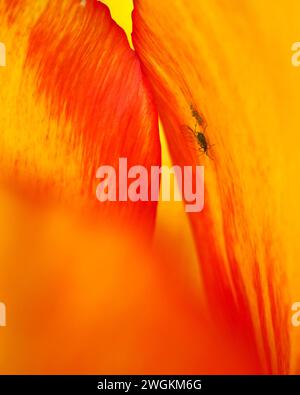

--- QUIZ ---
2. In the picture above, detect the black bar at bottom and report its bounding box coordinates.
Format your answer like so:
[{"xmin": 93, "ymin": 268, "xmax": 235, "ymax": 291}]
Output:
[{"xmin": 0, "ymin": 375, "xmax": 299, "ymax": 393}]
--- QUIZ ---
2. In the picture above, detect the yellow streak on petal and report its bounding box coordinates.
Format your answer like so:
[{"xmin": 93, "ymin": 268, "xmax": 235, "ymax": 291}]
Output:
[{"xmin": 100, "ymin": 0, "xmax": 134, "ymax": 48}]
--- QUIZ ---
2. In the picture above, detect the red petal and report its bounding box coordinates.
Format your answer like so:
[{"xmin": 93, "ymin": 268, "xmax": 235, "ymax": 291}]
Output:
[{"xmin": 0, "ymin": 0, "xmax": 160, "ymax": 235}]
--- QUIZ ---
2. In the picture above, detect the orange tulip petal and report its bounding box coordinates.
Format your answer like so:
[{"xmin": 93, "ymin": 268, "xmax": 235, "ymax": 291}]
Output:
[
  {"xmin": 132, "ymin": 0, "xmax": 294, "ymax": 373},
  {"xmin": 0, "ymin": 0, "xmax": 160, "ymax": 234}
]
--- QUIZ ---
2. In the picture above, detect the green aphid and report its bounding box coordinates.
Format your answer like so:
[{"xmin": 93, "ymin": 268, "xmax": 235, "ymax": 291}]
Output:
[
  {"xmin": 190, "ymin": 104, "xmax": 204, "ymax": 128},
  {"xmin": 196, "ymin": 131, "xmax": 209, "ymax": 156},
  {"xmin": 187, "ymin": 105, "xmax": 212, "ymax": 157},
  {"xmin": 187, "ymin": 125, "xmax": 209, "ymax": 156}
]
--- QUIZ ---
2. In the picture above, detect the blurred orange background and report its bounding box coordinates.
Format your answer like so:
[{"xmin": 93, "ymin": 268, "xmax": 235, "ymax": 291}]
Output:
[{"xmin": 0, "ymin": 0, "xmax": 300, "ymax": 374}]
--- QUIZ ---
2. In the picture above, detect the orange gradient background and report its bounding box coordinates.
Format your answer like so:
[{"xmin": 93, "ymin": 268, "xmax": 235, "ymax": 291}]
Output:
[{"xmin": 0, "ymin": 0, "xmax": 300, "ymax": 374}]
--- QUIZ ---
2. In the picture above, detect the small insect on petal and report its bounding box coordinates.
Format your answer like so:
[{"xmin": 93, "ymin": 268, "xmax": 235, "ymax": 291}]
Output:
[
  {"xmin": 190, "ymin": 104, "xmax": 205, "ymax": 129},
  {"xmin": 188, "ymin": 105, "xmax": 212, "ymax": 157}
]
